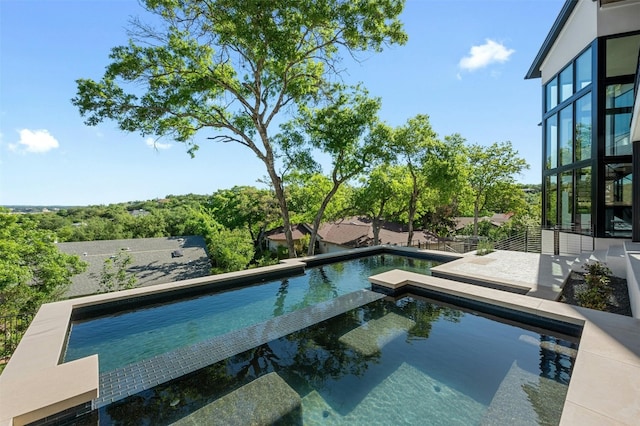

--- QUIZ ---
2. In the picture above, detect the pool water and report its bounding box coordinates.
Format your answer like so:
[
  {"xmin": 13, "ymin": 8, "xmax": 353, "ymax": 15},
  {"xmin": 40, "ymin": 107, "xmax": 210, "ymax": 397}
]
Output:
[
  {"xmin": 81, "ymin": 296, "xmax": 577, "ymax": 425},
  {"xmin": 64, "ymin": 254, "xmax": 439, "ymax": 372}
]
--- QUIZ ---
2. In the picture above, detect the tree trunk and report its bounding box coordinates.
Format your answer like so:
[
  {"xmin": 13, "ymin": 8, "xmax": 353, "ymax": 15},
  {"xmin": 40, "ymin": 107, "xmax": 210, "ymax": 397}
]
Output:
[
  {"xmin": 407, "ymin": 169, "xmax": 419, "ymax": 246},
  {"xmin": 473, "ymin": 201, "xmax": 480, "ymax": 237},
  {"xmin": 270, "ymin": 170, "xmax": 296, "ymax": 258},
  {"xmin": 372, "ymin": 216, "xmax": 381, "ymax": 245},
  {"xmin": 256, "ymin": 122, "xmax": 296, "ymax": 258},
  {"xmin": 307, "ymin": 183, "xmax": 340, "ymax": 256}
]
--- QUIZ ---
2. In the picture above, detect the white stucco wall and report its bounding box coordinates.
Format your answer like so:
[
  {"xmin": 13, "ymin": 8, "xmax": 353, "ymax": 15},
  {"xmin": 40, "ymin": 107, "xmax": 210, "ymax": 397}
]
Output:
[
  {"xmin": 540, "ymin": 0, "xmax": 640, "ymax": 84},
  {"xmin": 598, "ymin": 1, "xmax": 640, "ymax": 37},
  {"xmin": 541, "ymin": 0, "xmax": 597, "ymax": 84}
]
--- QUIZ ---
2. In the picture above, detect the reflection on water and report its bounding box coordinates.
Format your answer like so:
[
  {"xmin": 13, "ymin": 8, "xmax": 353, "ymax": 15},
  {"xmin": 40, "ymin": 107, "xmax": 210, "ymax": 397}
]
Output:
[
  {"xmin": 82, "ymin": 297, "xmax": 578, "ymax": 426},
  {"xmin": 65, "ymin": 254, "xmax": 440, "ymax": 372}
]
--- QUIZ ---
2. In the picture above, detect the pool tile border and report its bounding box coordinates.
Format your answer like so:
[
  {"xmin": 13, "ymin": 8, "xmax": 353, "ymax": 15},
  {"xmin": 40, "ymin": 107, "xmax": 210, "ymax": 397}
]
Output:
[
  {"xmin": 368, "ymin": 269, "xmax": 640, "ymax": 425},
  {"xmin": 95, "ymin": 289, "xmax": 385, "ymax": 407},
  {"xmin": 2, "ymin": 247, "xmax": 638, "ymax": 425},
  {"xmin": 0, "ymin": 261, "xmax": 307, "ymax": 426}
]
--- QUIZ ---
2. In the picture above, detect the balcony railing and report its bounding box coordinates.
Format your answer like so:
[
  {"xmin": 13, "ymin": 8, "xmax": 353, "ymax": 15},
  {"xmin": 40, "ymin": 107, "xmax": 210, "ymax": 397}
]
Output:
[{"xmin": 1, "ymin": 312, "xmax": 35, "ymax": 368}]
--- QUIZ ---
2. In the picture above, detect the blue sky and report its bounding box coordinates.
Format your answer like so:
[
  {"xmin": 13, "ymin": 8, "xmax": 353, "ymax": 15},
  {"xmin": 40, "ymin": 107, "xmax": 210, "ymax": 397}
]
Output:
[{"xmin": 0, "ymin": 0, "xmax": 565, "ymax": 206}]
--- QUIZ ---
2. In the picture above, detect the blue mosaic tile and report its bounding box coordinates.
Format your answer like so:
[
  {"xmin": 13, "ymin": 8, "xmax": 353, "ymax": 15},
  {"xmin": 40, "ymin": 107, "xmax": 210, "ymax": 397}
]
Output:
[{"xmin": 95, "ymin": 289, "xmax": 384, "ymax": 408}]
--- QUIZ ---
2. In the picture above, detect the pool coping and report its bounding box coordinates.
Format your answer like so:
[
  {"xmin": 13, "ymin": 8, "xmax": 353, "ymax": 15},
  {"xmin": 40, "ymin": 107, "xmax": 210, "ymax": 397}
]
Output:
[
  {"xmin": 1, "ymin": 246, "xmax": 638, "ymax": 425},
  {"xmin": 0, "ymin": 246, "xmax": 442, "ymax": 425},
  {"xmin": 369, "ymin": 269, "xmax": 640, "ymax": 425},
  {"xmin": 0, "ymin": 260, "xmax": 308, "ymax": 426}
]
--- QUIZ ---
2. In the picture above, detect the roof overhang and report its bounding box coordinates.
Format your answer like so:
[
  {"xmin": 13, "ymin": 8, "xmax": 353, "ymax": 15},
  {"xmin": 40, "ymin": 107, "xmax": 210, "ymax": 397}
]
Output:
[{"xmin": 525, "ymin": 0, "xmax": 579, "ymax": 80}]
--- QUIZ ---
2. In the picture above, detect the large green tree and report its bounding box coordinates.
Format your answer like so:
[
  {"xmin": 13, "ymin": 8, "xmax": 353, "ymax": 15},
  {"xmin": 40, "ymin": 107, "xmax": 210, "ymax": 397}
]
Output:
[
  {"xmin": 283, "ymin": 86, "xmax": 391, "ymax": 255},
  {"xmin": 209, "ymin": 186, "xmax": 279, "ymax": 253},
  {"xmin": 392, "ymin": 115, "xmax": 461, "ymax": 245},
  {"xmin": 72, "ymin": 0, "xmax": 407, "ymax": 257},
  {"xmin": 465, "ymin": 141, "xmax": 530, "ymax": 236},
  {"xmin": 352, "ymin": 164, "xmax": 405, "ymax": 245},
  {"xmin": 0, "ymin": 210, "xmax": 87, "ymax": 316}
]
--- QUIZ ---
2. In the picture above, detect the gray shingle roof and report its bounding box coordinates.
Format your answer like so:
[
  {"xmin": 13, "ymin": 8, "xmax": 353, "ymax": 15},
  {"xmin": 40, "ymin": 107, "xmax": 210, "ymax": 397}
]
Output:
[{"xmin": 56, "ymin": 236, "xmax": 212, "ymax": 298}]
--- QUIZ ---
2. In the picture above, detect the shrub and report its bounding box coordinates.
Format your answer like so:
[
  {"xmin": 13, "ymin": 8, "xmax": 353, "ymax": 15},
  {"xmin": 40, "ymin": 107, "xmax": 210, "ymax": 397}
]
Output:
[
  {"xmin": 577, "ymin": 261, "xmax": 612, "ymax": 310},
  {"xmin": 476, "ymin": 240, "xmax": 494, "ymax": 256}
]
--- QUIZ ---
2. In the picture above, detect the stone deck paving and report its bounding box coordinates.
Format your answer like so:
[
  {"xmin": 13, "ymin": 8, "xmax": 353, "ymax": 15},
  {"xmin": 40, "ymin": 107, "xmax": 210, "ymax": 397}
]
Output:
[{"xmin": 431, "ymin": 250, "xmax": 592, "ymax": 300}]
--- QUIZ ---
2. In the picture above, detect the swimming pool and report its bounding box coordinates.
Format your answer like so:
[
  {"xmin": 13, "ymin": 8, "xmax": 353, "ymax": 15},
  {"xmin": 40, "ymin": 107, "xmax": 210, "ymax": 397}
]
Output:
[
  {"xmin": 72, "ymin": 294, "xmax": 578, "ymax": 425},
  {"xmin": 64, "ymin": 254, "xmax": 441, "ymax": 373}
]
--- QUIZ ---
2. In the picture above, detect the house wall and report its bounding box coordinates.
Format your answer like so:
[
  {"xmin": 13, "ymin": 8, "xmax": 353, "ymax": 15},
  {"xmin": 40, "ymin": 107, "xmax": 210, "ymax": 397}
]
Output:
[
  {"xmin": 541, "ymin": 0, "xmax": 640, "ymax": 84},
  {"xmin": 598, "ymin": 1, "xmax": 640, "ymax": 37},
  {"xmin": 268, "ymin": 240, "xmax": 287, "ymax": 252},
  {"xmin": 541, "ymin": 0, "xmax": 596, "ymax": 84},
  {"xmin": 318, "ymin": 241, "xmax": 351, "ymax": 254}
]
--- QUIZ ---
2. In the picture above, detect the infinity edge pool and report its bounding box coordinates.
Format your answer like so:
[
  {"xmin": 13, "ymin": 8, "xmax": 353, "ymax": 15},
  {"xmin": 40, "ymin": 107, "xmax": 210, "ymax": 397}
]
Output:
[{"xmin": 1, "ymin": 246, "xmax": 639, "ymax": 425}]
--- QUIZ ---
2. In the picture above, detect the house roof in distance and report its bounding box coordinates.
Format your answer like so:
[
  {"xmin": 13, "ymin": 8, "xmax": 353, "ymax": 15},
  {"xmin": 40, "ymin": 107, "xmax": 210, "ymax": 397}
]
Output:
[
  {"xmin": 266, "ymin": 217, "xmax": 439, "ymax": 248},
  {"xmin": 56, "ymin": 236, "xmax": 211, "ymax": 298},
  {"xmin": 454, "ymin": 213, "xmax": 514, "ymax": 230},
  {"xmin": 264, "ymin": 224, "xmax": 313, "ymax": 241}
]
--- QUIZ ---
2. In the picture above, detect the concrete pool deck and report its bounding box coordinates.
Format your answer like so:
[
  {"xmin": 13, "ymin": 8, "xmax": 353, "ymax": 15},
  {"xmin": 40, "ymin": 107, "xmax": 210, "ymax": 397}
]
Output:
[
  {"xmin": 369, "ymin": 269, "xmax": 640, "ymax": 425},
  {"xmin": 1, "ymin": 246, "xmax": 638, "ymax": 425},
  {"xmin": 430, "ymin": 249, "xmax": 592, "ymax": 300}
]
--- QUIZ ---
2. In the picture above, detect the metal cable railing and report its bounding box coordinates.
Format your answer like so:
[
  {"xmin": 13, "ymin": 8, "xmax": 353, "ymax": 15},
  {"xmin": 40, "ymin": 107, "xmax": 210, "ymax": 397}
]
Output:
[{"xmin": 1, "ymin": 313, "xmax": 35, "ymax": 365}]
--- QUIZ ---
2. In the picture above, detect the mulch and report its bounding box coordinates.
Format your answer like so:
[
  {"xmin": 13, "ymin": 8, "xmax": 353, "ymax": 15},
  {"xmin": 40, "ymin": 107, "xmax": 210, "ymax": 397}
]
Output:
[{"xmin": 560, "ymin": 271, "xmax": 632, "ymax": 317}]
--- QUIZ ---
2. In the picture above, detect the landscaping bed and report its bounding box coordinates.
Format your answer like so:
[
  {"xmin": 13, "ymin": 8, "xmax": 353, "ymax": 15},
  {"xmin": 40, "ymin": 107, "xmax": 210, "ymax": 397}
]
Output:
[{"xmin": 560, "ymin": 271, "xmax": 632, "ymax": 317}]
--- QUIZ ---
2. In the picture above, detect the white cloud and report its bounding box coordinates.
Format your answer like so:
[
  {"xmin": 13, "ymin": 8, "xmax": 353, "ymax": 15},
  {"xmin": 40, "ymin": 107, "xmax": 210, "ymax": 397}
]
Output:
[
  {"xmin": 459, "ymin": 39, "xmax": 515, "ymax": 72},
  {"xmin": 12, "ymin": 129, "xmax": 60, "ymax": 153},
  {"xmin": 145, "ymin": 137, "xmax": 172, "ymax": 150}
]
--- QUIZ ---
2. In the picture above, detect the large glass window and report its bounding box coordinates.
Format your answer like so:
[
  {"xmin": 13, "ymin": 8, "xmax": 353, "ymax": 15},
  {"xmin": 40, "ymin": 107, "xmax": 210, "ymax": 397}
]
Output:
[
  {"xmin": 605, "ymin": 83, "xmax": 634, "ymax": 108},
  {"xmin": 604, "ymin": 163, "xmax": 632, "ymax": 237},
  {"xmin": 575, "ymin": 167, "xmax": 591, "ymax": 232},
  {"xmin": 575, "ymin": 95, "xmax": 591, "ymax": 161},
  {"xmin": 559, "ymin": 106, "xmax": 573, "ymax": 165},
  {"xmin": 545, "ymin": 77, "xmax": 558, "ymax": 112},
  {"xmin": 606, "ymin": 34, "xmax": 640, "ymax": 78},
  {"xmin": 560, "ymin": 171, "xmax": 573, "ymax": 228},
  {"xmin": 605, "ymin": 83, "xmax": 633, "ymax": 156},
  {"xmin": 545, "ymin": 114, "xmax": 558, "ymax": 169},
  {"xmin": 575, "ymin": 47, "xmax": 592, "ymax": 90},
  {"xmin": 545, "ymin": 175, "xmax": 557, "ymax": 227},
  {"xmin": 541, "ymin": 42, "xmax": 597, "ymax": 236},
  {"xmin": 559, "ymin": 65, "xmax": 573, "ymax": 102}
]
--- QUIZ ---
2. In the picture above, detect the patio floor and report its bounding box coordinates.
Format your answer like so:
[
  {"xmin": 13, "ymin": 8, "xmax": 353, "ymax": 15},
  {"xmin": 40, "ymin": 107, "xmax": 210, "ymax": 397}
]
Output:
[{"xmin": 431, "ymin": 250, "xmax": 593, "ymax": 300}]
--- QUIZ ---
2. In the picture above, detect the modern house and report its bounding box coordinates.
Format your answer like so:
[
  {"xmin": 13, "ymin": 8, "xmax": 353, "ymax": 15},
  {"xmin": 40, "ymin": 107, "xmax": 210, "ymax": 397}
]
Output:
[{"xmin": 525, "ymin": 0, "xmax": 640, "ymax": 244}]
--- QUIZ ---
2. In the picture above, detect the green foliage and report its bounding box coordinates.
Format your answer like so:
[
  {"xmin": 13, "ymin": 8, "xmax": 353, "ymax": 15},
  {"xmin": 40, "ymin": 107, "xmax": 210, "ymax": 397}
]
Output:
[
  {"xmin": 99, "ymin": 251, "xmax": 137, "ymax": 293},
  {"xmin": 0, "ymin": 210, "xmax": 87, "ymax": 316},
  {"xmin": 352, "ymin": 164, "xmax": 406, "ymax": 244},
  {"xmin": 251, "ymin": 252, "xmax": 280, "ymax": 268},
  {"xmin": 389, "ymin": 118, "xmax": 466, "ymax": 245},
  {"xmin": 281, "ymin": 85, "xmax": 390, "ymax": 255},
  {"xmin": 476, "ymin": 240, "xmax": 494, "ymax": 256},
  {"xmin": 295, "ymin": 234, "xmax": 311, "ymax": 255},
  {"xmin": 72, "ymin": 0, "xmax": 407, "ymax": 257},
  {"xmin": 463, "ymin": 141, "xmax": 530, "ymax": 236},
  {"xmin": 583, "ymin": 261, "xmax": 612, "ymax": 279},
  {"xmin": 208, "ymin": 227, "xmax": 255, "ymax": 274},
  {"xmin": 577, "ymin": 261, "xmax": 612, "ymax": 311},
  {"xmin": 421, "ymin": 204, "xmax": 459, "ymax": 238},
  {"xmin": 209, "ymin": 186, "xmax": 279, "ymax": 250},
  {"xmin": 287, "ymin": 173, "xmax": 353, "ymax": 223}
]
